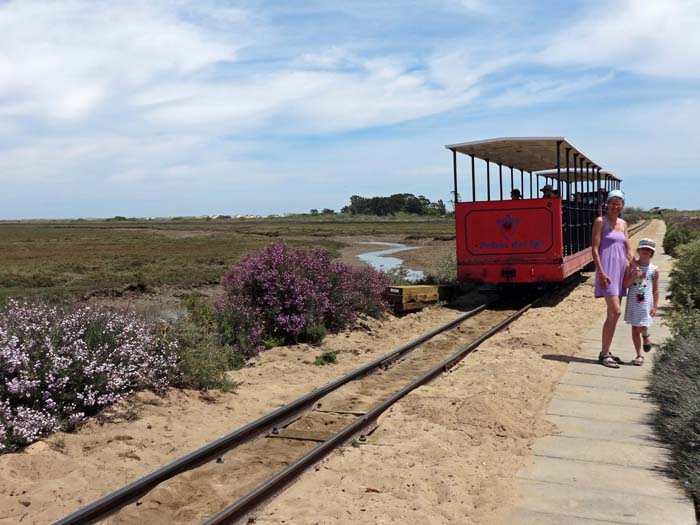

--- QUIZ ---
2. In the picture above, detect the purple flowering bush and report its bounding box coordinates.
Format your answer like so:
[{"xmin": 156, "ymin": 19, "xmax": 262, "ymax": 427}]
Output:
[
  {"xmin": 0, "ymin": 300, "xmax": 178, "ymax": 452},
  {"xmin": 217, "ymin": 242, "xmax": 388, "ymax": 352}
]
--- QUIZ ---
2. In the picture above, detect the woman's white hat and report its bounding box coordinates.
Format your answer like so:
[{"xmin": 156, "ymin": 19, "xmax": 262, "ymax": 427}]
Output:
[{"xmin": 606, "ymin": 189, "xmax": 625, "ymax": 202}]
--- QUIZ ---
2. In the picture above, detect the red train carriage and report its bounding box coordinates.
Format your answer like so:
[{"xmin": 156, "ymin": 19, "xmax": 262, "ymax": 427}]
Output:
[{"xmin": 446, "ymin": 137, "xmax": 621, "ymax": 284}]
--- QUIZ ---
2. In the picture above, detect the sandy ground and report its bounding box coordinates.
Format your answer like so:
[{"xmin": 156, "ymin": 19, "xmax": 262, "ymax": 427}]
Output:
[
  {"xmin": 0, "ymin": 221, "xmax": 659, "ymax": 524},
  {"xmin": 108, "ymin": 307, "xmax": 514, "ymax": 524},
  {"xmin": 253, "ymin": 291, "xmax": 587, "ymax": 525}
]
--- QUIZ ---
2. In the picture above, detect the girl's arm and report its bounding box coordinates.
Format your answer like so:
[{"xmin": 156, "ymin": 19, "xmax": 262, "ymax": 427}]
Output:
[
  {"xmin": 651, "ymin": 269, "xmax": 659, "ymax": 316},
  {"xmin": 622, "ymin": 262, "xmax": 635, "ymax": 288},
  {"xmin": 591, "ymin": 218, "xmax": 610, "ymax": 286}
]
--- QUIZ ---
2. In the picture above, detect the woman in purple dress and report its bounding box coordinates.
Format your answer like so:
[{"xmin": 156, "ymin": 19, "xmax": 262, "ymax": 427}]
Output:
[{"xmin": 591, "ymin": 190, "xmax": 633, "ymax": 368}]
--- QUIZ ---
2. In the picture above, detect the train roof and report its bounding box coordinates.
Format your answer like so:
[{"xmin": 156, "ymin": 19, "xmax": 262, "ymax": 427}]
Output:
[
  {"xmin": 536, "ymin": 168, "xmax": 621, "ymax": 183},
  {"xmin": 445, "ymin": 137, "xmax": 608, "ymax": 175}
]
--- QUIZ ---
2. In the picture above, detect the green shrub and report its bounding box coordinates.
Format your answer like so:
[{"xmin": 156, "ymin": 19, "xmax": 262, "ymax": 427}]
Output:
[
  {"xmin": 385, "ymin": 265, "xmax": 412, "ymax": 285},
  {"xmin": 668, "ymin": 239, "xmax": 700, "ymax": 310},
  {"xmin": 301, "ymin": 323, "xmax": 327, "ymax": 345},
  {"xmin": 169, "ymin": 318, "xmax": 237, "ymax": 391},
  {"xmin": 263, "ymin": 333, "xmax": 286, "ymax": 349},
  {"xmin": 184, "ymin": 293, "xmax": 216, "ymax": 326},
  {"xmin": 215, "ymin": 305, "xmax": 263, "ymax": 360},
  {"xmin": 313, "ymin": 351, "xmax": 337, "ymax": 366},
  {"xmin": 663, "ymin": 224, "xmax": 699, "ymax": 257},
  {"xmin": 650, "ymin": 336, "xmax": 700, "ymax": 501},
  {"xmin": 422, "ymin": 252, "xmax": 457, "ymax": 285},
  {"xmin": 667, "ymin": 309, "xmax": 700, "ymax": 340},
  {"xmin": 650, "ymin": 231, "xmax": 700, "ymax": 502},
  {"xmin": 623, "ymin": 206, "xmax": 646, "ymax": 225},
  {"xmin": 169, "ymin": 294, "xmax": 240, "ymax": 389}
]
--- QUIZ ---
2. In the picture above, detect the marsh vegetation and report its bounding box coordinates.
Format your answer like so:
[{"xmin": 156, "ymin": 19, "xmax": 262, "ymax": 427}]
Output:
[{"xmin": 0, "ymin": 215, "xmax": 453, "ymax": 301}]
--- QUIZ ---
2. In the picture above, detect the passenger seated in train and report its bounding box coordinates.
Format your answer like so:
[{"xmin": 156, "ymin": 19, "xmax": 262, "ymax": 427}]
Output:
[
  {"xmin": 540, "ymin": 184, "xmax": 554, "ymax": 198},
  {"xmin": 510, "ymin": 188, "xmax": 522, "ymax": 200}
]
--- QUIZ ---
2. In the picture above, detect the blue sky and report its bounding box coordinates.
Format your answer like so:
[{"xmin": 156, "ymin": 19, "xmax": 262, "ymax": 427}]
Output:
[{"xmin": 1, "ymin": 0, "xmax": 699, "ymax": 219}]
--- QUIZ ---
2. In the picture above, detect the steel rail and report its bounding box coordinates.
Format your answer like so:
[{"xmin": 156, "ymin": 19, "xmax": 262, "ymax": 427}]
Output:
[
  {"xmin": 628, "ymin": 219, "xmax": 651, "ymax": 237},
  {"xmin": 205, "ymin": 301, "xmax": 534, "ymax": 525},
  {"xmin": 54, "ymin": 303, "xmax": 487, "ymax": 525}
]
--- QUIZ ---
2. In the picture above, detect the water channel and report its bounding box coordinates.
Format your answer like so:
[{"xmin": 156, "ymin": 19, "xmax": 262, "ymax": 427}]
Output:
[{"xmin": 356, "ymin": 241, "xmax": 425, "ymax": 282}]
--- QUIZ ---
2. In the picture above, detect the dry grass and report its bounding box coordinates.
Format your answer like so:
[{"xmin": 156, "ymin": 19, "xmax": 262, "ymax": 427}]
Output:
[{"xmin": 0, "ymin": 216, "xmax": 454, "ymax": 301}]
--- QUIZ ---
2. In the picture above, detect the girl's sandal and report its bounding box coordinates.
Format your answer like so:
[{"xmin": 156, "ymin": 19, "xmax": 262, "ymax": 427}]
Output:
[
  {"xmin": 609, "ymin": 353, "xmax": 625, "ymax": 364},
  {"xmin": 599, "ymin": 352, "xmax": 620, "ymax": 369},
  {"xmin": 632, "ymin": 355, "xmax": 645, "ymax": 366},
  {"xmin": 642, "ymin": 333, "xmax": 652, "ymax": 352}
]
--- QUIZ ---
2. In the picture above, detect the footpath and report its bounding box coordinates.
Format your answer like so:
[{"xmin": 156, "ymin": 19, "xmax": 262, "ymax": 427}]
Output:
[{"xmin": 508, "ymin": 222, "xmax": 696, "ymax": 524}]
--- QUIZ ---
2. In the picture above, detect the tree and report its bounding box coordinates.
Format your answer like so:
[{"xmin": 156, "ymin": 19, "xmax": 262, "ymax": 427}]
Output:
[
  {"xmin": 404, "ymin": 195, "xmax": 424, "ymax": 215},
  {"xmin": 430, "ymin": 199, "xmax": 447, "ymax": 215},
  {"xmin": 342, "ymin": 193, "xmax": 447, "ymax": 216}
]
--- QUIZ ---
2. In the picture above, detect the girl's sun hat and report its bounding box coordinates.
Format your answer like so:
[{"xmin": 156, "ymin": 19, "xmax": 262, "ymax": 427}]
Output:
[
  {"xmin": 637, "ymin": 238, "xmax": 656, "ymax": 252},
  {"xmin": 606, "ymin": 189, "xmax": 625, "ymax": 202}
]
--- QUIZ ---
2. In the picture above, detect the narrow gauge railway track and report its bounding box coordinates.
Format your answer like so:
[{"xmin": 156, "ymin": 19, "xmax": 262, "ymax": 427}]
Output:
[
  {"xmin": 55, "ymin": 300, "xmax": 536, "ymax": 525},
  {"xmin": 629, "ymin": 219, "xmax": 651, "ymax": 237},
  {"xmin": 201, "ymin": 303, "xmax": 533, "ymax": 525},
  {"xmin": 56, "ymin": 302, "xmax": 488, "ymax": 525}
]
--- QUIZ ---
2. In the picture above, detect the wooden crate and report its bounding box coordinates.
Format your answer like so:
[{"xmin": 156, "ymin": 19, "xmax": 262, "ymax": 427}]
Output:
[{"xmin": 384, "ymin": 285, "xmax": 452, "ymax": 312}]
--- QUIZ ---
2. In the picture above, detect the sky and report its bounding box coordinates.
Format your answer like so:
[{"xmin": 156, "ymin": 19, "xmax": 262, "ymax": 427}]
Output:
[{"xmin": 1, "ymin": 0, "xmax": 699, "ymax": 219}]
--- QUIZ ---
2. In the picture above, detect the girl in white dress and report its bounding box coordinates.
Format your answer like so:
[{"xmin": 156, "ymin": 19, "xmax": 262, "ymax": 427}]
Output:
[{"xmin": 623, "ymin": 238, "xmax": 659, "ymax": 366}]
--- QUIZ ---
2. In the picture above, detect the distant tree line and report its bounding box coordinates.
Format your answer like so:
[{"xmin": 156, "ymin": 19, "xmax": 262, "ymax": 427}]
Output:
[
  {"xmin": 309, "ymin": 208, "xmax": 335, "ymax": 216},
  {"xmin": 339, "ymin": 194, "xmax": 446, "ymax": 216}
]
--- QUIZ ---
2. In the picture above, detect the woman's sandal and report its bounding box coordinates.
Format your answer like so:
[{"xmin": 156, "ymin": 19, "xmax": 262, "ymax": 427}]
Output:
[
  {"xmin": 599, "ymin": 352, "xmax": 620, "ymax": 368},
  {"xmin": 642, "ymin": 333, "xmax": 652, "ymax": 352},
  {"xmin": 632, "ymin": 355, "xmax": 645, "ymax": 366}
]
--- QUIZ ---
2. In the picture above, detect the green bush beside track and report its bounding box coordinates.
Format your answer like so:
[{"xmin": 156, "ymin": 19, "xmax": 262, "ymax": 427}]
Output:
[{"xmin": 650, "ymin": 224, "xmax": 700, "ymax": 504}]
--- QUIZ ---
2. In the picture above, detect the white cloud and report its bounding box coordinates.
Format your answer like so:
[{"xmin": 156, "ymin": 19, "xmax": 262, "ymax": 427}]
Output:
[
  {"xmin": 487, "ymin": 73, "xmax": 613, "ymax": 108},
  {"xmin": 298, "ymin": 47, "xmax": 355, "ymax": 69},
  {"xmin": 589, "ymin": 97, "xmax": 700, "ymax": 177},
  {"xmin": 0, "ymin": 0, "xmax": 246, "ymax": 121},
  {"xmin": 279, "ymin": 57, "xmax": 481, "ymax": 132},
  {"xmin": 0, "ymin": 1, "xmax": 495, "ymax": 136},
  {"xmin": 540, "ymin": 0, "xmax": 700, "ymax": 79},
  {"xmin": 457, "ymin": 0, "xmax": 493, "ymax": 14},
  {"xmin": 139, "ymin": 51, "xmax": 485, "ymax": 133},
  {"xmin": 428, "ymin": 49, "xmax": 512, "ymax": 94}
]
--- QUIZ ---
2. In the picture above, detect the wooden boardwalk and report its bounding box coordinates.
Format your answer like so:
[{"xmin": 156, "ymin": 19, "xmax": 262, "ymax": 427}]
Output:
[{"xmin": 508, "ymin": 223, "xmax": 696, "ymax": 524}]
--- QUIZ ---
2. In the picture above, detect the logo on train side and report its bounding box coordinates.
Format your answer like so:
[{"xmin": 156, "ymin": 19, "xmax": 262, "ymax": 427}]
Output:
[
  {"xmin": 474, "ymin": 211, "xmax": 546, "ymax": 252},
  {"xmin": 496, "ymin": 214, "xmax": 520, "ymax": 241}
]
